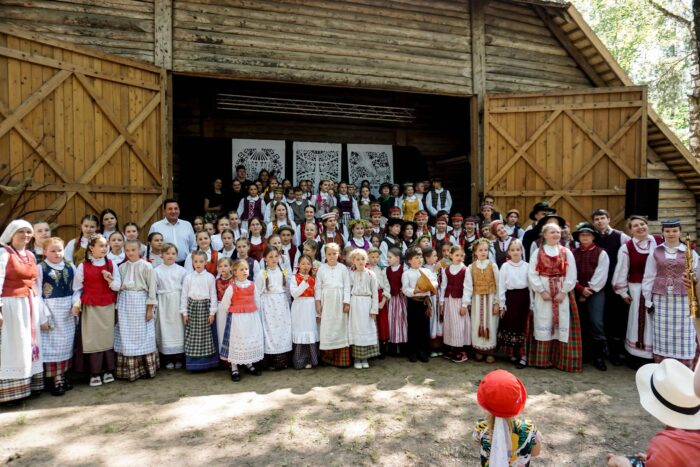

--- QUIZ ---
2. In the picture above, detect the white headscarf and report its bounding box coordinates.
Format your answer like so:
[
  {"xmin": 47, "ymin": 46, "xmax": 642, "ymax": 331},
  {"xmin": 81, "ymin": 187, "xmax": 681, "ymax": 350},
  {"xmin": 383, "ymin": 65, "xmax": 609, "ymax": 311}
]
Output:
[
  {"xmin": 0, "ymin": 219, "xmax": 34, "ymax": 245},
  {"xmin": 490, "ymin": 417, "xmax": 513, "ymax": 467}
]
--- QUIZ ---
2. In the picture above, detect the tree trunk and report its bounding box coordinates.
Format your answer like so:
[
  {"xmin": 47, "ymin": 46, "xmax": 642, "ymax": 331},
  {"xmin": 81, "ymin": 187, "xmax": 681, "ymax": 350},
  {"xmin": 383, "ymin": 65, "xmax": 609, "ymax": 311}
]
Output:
[{"xmin": 691, "ymin": 0, "xmax": 700, "ymax": 158}]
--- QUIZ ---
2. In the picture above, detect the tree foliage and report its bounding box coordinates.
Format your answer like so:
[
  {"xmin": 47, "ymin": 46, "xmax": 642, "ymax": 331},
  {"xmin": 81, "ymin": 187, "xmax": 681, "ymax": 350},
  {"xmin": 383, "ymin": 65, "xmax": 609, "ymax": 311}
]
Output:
[{"xmin": 572, "ymin": 0, "xmax": 693, "ymax": 144}]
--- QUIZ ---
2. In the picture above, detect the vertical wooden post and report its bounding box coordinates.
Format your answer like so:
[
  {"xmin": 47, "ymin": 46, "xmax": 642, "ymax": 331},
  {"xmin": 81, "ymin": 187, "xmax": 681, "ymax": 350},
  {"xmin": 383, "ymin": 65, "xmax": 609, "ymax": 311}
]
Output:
[
  {"xmin": 470, "ymin": 0, "xmax": 486, "ymax": 213},
  {"xmin": 160, "ymin": 68, "xmax": 173, "ymax": 197},
  {"xmin": 154, "ymin": 0, "xmax": 173, "ymax": 70}
]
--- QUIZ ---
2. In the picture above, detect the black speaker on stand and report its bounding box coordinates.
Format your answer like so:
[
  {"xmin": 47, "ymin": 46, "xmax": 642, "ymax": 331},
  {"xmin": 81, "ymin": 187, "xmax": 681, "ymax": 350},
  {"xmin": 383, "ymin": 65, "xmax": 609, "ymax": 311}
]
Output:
[{"xmin": 625, "ymin": 178, "xmax": 659, "ymax": 220}]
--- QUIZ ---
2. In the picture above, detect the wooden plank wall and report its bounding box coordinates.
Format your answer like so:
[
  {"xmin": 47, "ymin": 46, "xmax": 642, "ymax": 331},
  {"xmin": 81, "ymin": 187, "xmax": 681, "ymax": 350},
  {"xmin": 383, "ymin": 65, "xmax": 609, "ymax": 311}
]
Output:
[
  {"xmin": 0, "ymin": 0, "xmax": 156, "ymax": 63},
  {"xmin": 0, "ymin": 27, "xmax": 166, "ymax": 239},
  {"xmin": 483, "ymin": 0, "xmax": 593, "ymax": 93},
  {"xmin": 647, "ymin": 150, "xmax": 698, "ymax": 238},
  {"xmin": 171, "ymin": 0, "xmax": 472, "ymax": 95}
]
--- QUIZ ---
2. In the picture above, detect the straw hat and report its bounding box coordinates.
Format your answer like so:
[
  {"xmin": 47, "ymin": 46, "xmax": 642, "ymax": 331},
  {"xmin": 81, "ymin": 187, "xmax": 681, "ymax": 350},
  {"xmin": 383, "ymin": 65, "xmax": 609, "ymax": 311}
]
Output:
[
  {"xmin": 477, "ymin": 369, "xmax": 527, "ymax": 418},
  {"xmin": 636, "ymin": 359, "xmax": 700, "ymax": 430},
  {"xmin": 416, "ymin": 269, "xmax": 437, "ymax": 294}
]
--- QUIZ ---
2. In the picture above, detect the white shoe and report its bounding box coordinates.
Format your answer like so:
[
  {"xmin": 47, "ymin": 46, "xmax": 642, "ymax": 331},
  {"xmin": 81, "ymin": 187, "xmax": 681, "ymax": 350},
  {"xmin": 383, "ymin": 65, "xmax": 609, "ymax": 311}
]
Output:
[
  {"xmin": 304, "ymin": 364, "xmax": 312, "ymax": 369},
  {"xmin": 102, "ymin": 373, "xmax": 115, "ymax": 384},
  {"xmin": 354, "ymin": 362, "xmax": 363, "ymax": 369},
  {"xmin": 165, "ymin": 363, "xmax": 175, "ymax": 370},
  {"xmin": 361, "ymin": 360, "xmax": 369, "ymax": 369},
  {"xmin": 174, "ymin": 362, "xmax": 183, "ymax": 369},
  {"xmin": 89, "ymin": 376, "xmax": 102, "ymax": 387},
  {"xmin": 430, "ymin": 352, "xmax": 439, "ymax": 358}
]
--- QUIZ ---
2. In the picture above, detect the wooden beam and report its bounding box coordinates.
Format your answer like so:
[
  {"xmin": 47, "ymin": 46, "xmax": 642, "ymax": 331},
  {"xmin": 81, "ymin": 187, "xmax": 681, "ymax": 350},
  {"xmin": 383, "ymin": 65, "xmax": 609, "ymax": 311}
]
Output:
[
  {"xmin": 470, "ymin": 96, "xmax": 480, "ymax": 213},
  {"xmin": 161, "ymin": 68, "xmax": 173, "ymax": 197},
  {"xmin": 533, "ymin": 5, "xmax": 606, "ymax": 86},
  {"xmin": 154, "ymin": 0, "xmax": 173, "ymax": 70},
  {"xmin": 26, "ymin": 184, "xmax": 162, "ymax": 194},
  {"xmin": 471, "ymin": 0, "xmax": 486, "ymax": 205}
]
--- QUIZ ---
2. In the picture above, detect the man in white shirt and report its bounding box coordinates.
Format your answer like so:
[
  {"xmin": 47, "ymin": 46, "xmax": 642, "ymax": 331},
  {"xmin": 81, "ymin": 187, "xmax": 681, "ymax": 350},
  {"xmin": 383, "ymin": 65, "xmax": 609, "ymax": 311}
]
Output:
[
  {"xmin": 424, "ymin": 178, "xmax": 453, "ymax": 218},
  {"xmin": 148, "ymin": 199, "xmax": 196, "ymax": 265}
]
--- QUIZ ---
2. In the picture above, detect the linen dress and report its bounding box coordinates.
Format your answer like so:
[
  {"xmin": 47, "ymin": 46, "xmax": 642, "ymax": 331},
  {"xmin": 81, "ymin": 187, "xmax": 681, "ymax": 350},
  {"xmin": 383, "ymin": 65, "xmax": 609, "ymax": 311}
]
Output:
[
  {"xmin": 255, "ymin": 266, "xmax": 293, "ymax": 369},
  {"xmin": 289, "ymin": 273, "xmax": 320, "ymax": 369},
  {"xmin": 464, "ymin": 259, "xmax": 500, "ymax": 352},
  {"xmin": 315, "ymin": 262, "xmax": 352, "ymax": 366},
  {"xmin": 154, "ymin": 263, "xmax": 187, "ymax": 355},
  {"xmin": 348, "ymin": 269, "xmax": 380, "ymax": 359}
]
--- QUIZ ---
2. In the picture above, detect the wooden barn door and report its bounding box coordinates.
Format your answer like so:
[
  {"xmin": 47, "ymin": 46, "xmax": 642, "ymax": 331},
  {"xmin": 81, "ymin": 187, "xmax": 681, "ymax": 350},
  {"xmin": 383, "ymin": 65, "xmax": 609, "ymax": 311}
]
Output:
[
  {"xmin": 0, "ymin": 26, "xmax": 168, "ymax": 238},
  {"xmin": 484, "ymin": 87, "xmax": 646, "ymax": 228}
]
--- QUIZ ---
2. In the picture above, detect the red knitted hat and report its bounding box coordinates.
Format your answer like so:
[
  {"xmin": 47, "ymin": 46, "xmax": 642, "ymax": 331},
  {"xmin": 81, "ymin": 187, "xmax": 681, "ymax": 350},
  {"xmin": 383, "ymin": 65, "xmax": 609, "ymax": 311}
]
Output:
[{"xmin": 476, "ymin": 370, "xmax": 527, "ymax": 418}]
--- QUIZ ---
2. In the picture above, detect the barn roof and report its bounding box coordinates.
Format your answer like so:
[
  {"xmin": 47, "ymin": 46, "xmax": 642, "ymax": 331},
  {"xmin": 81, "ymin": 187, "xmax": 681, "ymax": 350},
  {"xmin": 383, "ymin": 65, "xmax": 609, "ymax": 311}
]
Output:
[{"xmin": 536, "ymin": 3, "xmax": 700, "ymax": 195}]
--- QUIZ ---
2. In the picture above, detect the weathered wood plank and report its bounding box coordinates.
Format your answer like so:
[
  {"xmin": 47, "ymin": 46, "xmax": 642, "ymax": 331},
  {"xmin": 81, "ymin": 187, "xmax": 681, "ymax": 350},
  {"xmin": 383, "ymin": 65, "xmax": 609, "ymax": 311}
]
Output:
[{"xmin": 154, "ymin": 0, "xmax": 173, "ymax": 69}]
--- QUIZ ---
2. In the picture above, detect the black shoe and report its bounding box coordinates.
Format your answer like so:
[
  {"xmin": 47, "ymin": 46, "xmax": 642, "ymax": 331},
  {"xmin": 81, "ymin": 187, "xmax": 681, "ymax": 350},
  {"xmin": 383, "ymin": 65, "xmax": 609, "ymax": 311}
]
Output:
[
  {"xmin": 608, "ymin": 353, "xmax": 624, "ymax": 366},
  {"xmin": 418, "ymin": 352, "xmax": 429, "ymax": 363},
  {"xmin": 247, "ymin": 365, "xmax": 262, "ymax": 376},
  {"xmin": 515, "ymin": 358, "xmax": 527, "ymax": 369},
  {"xmin": 50, "ymin": 382, "xmax": 66, "ymax": 396},
  {"xmin": 408, "ymin": 354, "xmax": 418, "ymax": 363},
  {"xmin": 231, "ymin": 371, "xmax": 241, "ymax": 382},
  {"xmin": 64, "ymin": 378, "xmax": 73, "ymax": 391},
  {"xmin": 593, "ymin": 358, "xmax": 608, "ymax": 371}
]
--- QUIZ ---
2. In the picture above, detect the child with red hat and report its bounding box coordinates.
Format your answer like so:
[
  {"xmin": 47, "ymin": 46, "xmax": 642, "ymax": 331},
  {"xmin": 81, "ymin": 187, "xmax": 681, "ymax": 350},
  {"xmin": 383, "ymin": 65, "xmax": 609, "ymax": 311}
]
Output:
[{"xmin": 473, "ymin": 370, "xmax": 543, "ymax": 466}]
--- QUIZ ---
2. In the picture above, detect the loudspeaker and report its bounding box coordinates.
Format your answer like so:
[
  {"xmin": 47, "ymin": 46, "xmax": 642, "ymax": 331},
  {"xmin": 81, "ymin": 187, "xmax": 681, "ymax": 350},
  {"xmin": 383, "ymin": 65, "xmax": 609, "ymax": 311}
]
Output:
[{"xmin": 625, "ymin": 178, "xmax": 659, "ymax": 220}]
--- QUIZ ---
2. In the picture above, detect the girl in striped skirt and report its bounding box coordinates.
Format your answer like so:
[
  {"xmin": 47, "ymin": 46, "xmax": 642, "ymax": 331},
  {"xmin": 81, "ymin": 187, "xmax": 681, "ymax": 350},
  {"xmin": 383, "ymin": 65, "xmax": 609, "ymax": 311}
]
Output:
[
  {"xmin": 114, "ymin": 240, "xmax": 159, "ymax": 381},
  {"xmin": 39, "ymin": 237, "xmax": 77, "ymax": 396},
  {"xmin": 385, "ymin": 247, "xmax": 408, "ymax": 354},
  {"xmin": 180, "ymin": 251, "xmax": 219, "ymax": 372},
  {"xmin": 439, "ymin": 245, "xmax": 470, "ymax": 363}
]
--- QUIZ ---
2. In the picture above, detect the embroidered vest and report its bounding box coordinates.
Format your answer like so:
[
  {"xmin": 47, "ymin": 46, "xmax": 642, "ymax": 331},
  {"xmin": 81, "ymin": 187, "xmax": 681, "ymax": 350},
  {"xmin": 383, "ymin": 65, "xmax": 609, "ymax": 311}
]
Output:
[
  {"xmin": 290, "ymin": 200, "xmax": 308, "ymax": 225},
  {"xmin": 349, "ymin": 237, "xmax": 370, "ymax": 251},
  {"xmin": 242, "ymin": 198, "xmax": 263, "ymax": 220},
  {"xmin": 323, "ymin": 230, "xmax": 345, "ymax": 248},
  {"xmin": 535, "ymin": 246, "xmax": 568, "ymax": 278},
  {"xmin": 402, "ymin": 197, "xmax": 420, "ymax": 221},
  {"xmin": 627, "ymin": 239, "xmax": 651, "ymax": 284},
  {"xmin": 82, "ymin": 260, "xmax": 116, "ymax": 306},
  {"xmin": 385, "ymin": 264, "xmax": 404, "ymax": 296},
  {"xmin": 651, "ymin": 246, "xmax": 687, "ymax": 295},
  {"xmin": 216, "ymin": 276, "xmax": 233, "ymax": 301},
  {"xmin": 72, "ymin": 237, "xmax": 87, "ymax": 266},
  {"xmin": 1, "ymin": 246, "xmax": 37, "ymax": 298},
  {"xmin": 248, "ymin": 240, "xmax": 266, "ymax": 262},
  {"xmin": 40, "ymin": 261, "xmax": 74, "ymax": 299},
  {"xmin": 337, "ymin": 197, "xmax": 353, "ymax": 217},
  {"xmin": 294, "ymin": 274, "xmax": 315, "ymax": 298},
  {"xmin": 471, "ymin": 262, "xmax": 496, "ymax": 295},
  {"xmin": 228, "ymin": 283, "xmax": 257, "ymax": 313},
  {"xmin": 573, "ymin": 246, "xmax": 603, "ymax": 287},
  {"xmin": 445, "ymin": 265, "xmax": 466, "ymax": 298}
]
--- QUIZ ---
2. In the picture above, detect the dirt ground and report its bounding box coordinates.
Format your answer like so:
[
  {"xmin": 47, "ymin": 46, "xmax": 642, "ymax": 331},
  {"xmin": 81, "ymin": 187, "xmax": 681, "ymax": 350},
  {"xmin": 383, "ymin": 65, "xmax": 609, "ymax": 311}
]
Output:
[{"xmin": 0, "ymin": 358, "xmax": 659, "ymax": 466}]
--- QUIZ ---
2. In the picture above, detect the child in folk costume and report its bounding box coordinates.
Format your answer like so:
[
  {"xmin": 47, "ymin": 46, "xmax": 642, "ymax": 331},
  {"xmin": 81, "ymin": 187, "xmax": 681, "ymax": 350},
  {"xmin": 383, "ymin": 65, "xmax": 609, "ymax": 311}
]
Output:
[
  {"xmin": 31, "ymin": 221, "xmax": 51, "ymax": 262},
  {"xmin": 185, "ymin": 231, "xmax": 218, "ymax": 273},
  {"xmin": 277, "ymin": 226, "xmax": 298, "ymax": 267},
  {"xmin": 65, "ymin": 214, "xmax": 99, "ymax": 267},
  {"xmin": 217, "ymin": 259, "xmax": 264, "ymax": 382},
  {"xmin": 315, "ymin": 243, "xmax": 352, "ymax": 367},
  {"xmin": 440, "ymin": 245, "xmax": 470, "ymax": 363},
  {"xmin": 0, "ymin": 221, "xmax": 45, "ymax": 403},
  {"xmin": 72, "ymin": 235, "xmax": 121, "ymax": 387},
  {"xmin": 642, "ymin": 219, "xmax": 699, "ymax": 369},
  {"xmin": 289, "ymin": 255, "xmax": 320, "ymax": 369},
  {"xmin": 313, "ymin": 179, "xmax": 335, "ymax": 219},
  {"xmin": 255, "ymin": 245, "xmax": 293, "ymax": 370},
  {"xmin": 571, "ymin": 223, "xmax": 610, "ymax": 372},
  {"xmin": 433, "ymin": 216, "xmax": 450, "ymax": 258},
  {"xmin": 235, "ymin": 238, "xmax": 260, "ymax": 280},
  {"xmin": 219, "ymin": 229, "xmax": 236, "ymax": 259},
  {"xmin": 397, "ymin": 182, "xmax": 424, "ymax": 222},
  {"xmin": 386, "ymin": 247, "xmax": 408, "ymax": 353},
  {"xmin": 367, "ymin": 248, "xmax": 390, "ymax": 355},
  {"xmin": 357, "ymin": 186, "xmax": 374, "ymax": 220},
  {"xmin": 180, "ymin": 250, "xmax": 219, "ymax": 372},
  {"xmin": 425, "ymin": 177, "xmax": 452, "ymax": 219},
  {"xmin": 39, "ymin": 237, "xmax": 76, "ymax": 396},
  {"xmin": 612, "ymin": 215, "xmax": 659, "ymax": 363},
  {"xmin": 290, "ymin": 187, "xmax": 310, "ymax": 225},
  {"xmin": 461, "ymin": 216, "xmax": 481, "ymax": 265},
  {"xmin": 401, "ymin": 221, "xmax": 418, "ymax": 251},
  {"xmin": 237, "ymin": 183, "xmax": 264, "ymax": 229},
  {"xmin": 144, "ymin": 232, "xmax": 164, "ymax": 267},
  {"xmin": 415, "ymin": 211, "xmax": 433, "ymax": 240},
  {"xmin": 154, "ymin": 244, "xmax": 187, "ymax": 369},
  {"xmin": 123, "ymin": 222, "xmax": 147, "ymax": 257},
  {"xmin": 449, "ymin": 214, "xmax": 466, "ymax": 247},
  {"xmin": 401, "ymin": 248, "xmax": 438, "ymax": 363},
  {"xmin": 349, "ymin": 249, "xmax": 381, "ymax": 368},
  {"xmin": 266, "ymin": 201, "xmax": 297, "ymax": 238},
  {"xmin": 527, "ymin": 223, "xmax": 582, "ymax": 372},
  {"xmin": 247, "ymin": 217, "xmax": 266, "ymax": 262},
  {"xmin": 211, "ymin": 217, "xmax": 231, "ymax": 252},
  {"xmin": 296, "ymin": 205, "xmax": 322, "ymax": 243},
  {"xmin": 348, "ymin": 219, "xmax": 371, "ymax": 251},
  {"xmin": 489, "ymin": 220, "xmax": 513, "ymax": 269},
  {"xmin": 497, "ymin": 240, "xmax": 531, "ymax": 369},
  {"xmin": 114, "ymin": 240, "xmax": 158, "ymax": 381},
  {"xmin": 377, "ymin": 183, "xmax": 396, "ymax": 219},
  {"xmin": 423, "ymin": 247, "xmax": 443, "ymax": 357},
  {"xmin": 472, "ymin": 370, "xmax": 542, "ymax": 467},
  {"xmin": 465, "ymin": 238, "xmax": 500, "ymax": 363},
  {"xmin": 215, "ymin": 257, "xmax": 234, "ymax": 302},
  {"xmin": 265, "ymin": 234, "xmax": 291, "ymax": 274},
  {"xmin": 379, "ymin": 218, "xmax": 403, "ymax": 268},
  {"xmin": 264, "ymin": 188, "xmax": 287, "ymax": 224},
  {"xmin": 504, "ymin": 209, "xmax": 524, "ymax": 240},
  {"xmin": 320, "ymin": 212, "xmax": 346, "ymax": 255},
  {"xmin": 336, "ymin": 181, "xmax": 360, "ymax": 224},
  {"xmin": 107, "ymin": 231, "xmax": 126, "ymax": 267}
]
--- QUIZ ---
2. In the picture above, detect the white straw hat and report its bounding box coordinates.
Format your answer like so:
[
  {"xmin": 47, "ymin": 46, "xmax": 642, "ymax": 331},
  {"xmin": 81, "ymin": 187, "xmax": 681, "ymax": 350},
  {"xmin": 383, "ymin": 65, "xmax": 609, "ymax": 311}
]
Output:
[{"xmin": 636, "ymin": 359, "xmax": 700, "ymax": 430}]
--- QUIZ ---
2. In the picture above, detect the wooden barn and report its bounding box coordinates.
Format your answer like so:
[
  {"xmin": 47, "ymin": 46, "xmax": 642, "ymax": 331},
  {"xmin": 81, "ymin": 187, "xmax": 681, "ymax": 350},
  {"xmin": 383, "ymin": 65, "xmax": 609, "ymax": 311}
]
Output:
[{"xmin": 1, "ymin": 0, "xmax": 699, "ymax": 239}]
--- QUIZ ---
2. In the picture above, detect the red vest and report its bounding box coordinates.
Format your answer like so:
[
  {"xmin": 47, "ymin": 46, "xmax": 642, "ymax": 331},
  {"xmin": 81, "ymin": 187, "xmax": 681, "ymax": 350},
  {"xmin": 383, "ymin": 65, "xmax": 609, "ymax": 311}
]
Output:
[
  {"xmin": 82, "ymin": 260, "xmax": 117, "ymax": 306},
  {"xmin": 205, "ymin": 250, "xmax": 218, "ymax": 276},
  {"xmin": 573, "ymin": 245, "xmax": 603, "ymax": 288},
  {"xmin": 294, "ymin": 274, "xmax": 315, "ymax": 298},
  {"xmin": 228, "ymin": 283, "xmax": 257, "ymax": 313},
  {"xmin": 1, "ymin": 246, "xmax": 37, "ymax": 298},
  {"xmin": 444, "ymin": 265, "xmax": 467, "ymax": 299},
  {"xmin": 627, "ymin": 239, "xmax": 650, "ymax": 284},
  {"xmin": 385, "ymin": 263, "xmax": 404, "ymax": 296}
]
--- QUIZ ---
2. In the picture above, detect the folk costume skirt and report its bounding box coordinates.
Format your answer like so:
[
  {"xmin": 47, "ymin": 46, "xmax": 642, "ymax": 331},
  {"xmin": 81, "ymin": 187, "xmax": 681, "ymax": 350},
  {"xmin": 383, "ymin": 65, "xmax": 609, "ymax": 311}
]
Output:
[
  {"xmin": 184, "ymin": 298, "xmax": 219, "ymax": 372},
  {"xmin": 292, "ymin": 343, "xmax": 320, "ymax": 369},
  {"xmin": 376, "ymin": 289, "xmax": 390, "ymax": 342},
  {"xmin": 442, "ymin": 297, "xmax": 470, "ymax": 348},
  {"xmin": 527, "ymin": 293, "xmax": 583, "ymax": 373},
  {"xmin": 624, "ymin": 283, "xmax": 653, "ymax": 359},
  {"xmin": 498, "ymin": 288, "xmax": 530, "ymax": 358},
  {"xmin": 651, "ymin": 293, "xmax": 697, "ymax": 365},
  {"xmin": 156, "ymin": 290, "xmax": 185, "ymax": 355},
  {"xmin": 220, "ymin": 311, "xmax": 264, "ymax": 366},
  {"xmin": 41, "ymin": 296, "xmax": 76, "ymax": 379},
  {"xmin": 388, "ymin": 293, "xmax": 408, "ymax": 344},
  {"xmin": 260, "ymin": 292, "xmax": 293, "ymax": 369},
  {"xmin": 470, "ymin": 293, "xmax": 498, "ymax": 352}
]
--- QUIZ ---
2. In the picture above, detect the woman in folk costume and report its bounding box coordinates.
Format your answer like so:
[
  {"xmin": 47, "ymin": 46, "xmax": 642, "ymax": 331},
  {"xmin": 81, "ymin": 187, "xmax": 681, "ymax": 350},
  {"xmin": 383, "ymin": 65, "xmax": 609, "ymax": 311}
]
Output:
[
  {"xmin": 72, "ymin": 234, "xmax": 122, "ymax": 387},
  {"xmin": 30, "ymin": 221, "xmax": 51, "ymax": 263},
  {"xmin": 154, "ymin": 244, "xmax": 187, "ymax": 369},
  {"xmin": 489, "ymin": 220, "xmax": 513, "ymax": 269},
  {"xmin": 289, "ymin": 255, "xmax": 320, "ymax": 369},
  {"xmin": 39, "ymin": 237, "xmax": 77, "ymax": 396},
  {"xmin": 465, "ymin": 238, "xmax": 500, "ymax": 363},
  {"xmin": 348, "ymin": 249, "xmax": 381, "ymax": 368},
  {"xmin": 397, "ymin": 182, "xmax": 423, "ymax": 222},
  {"xmin": 315, "ymin": 242, "xmax": 352, "ymax": 367},
  {"xmin": 612, "ymin": 215, "xmax": 659, "ymax": 364},
  {"xmin": 527, "ymin": 222, "xmax": 583, "ymax": 372},
  {"xmin": 114, "ymin": 240, "xmax": 159, "ymax": 381},
  {"xmin": 472, "ymin": 370, "xmax": 542, "ymax": 467},
  {"xmin": 255, "ymin": 245, "xmax": 293, "ymax": 370},
  {"xmin": 0, "ymin": 220, "xmax": 45, "ymax": 403},
  {"xmin": 237, "ymin": 183, "xmax": 264, "ymax": 229},
  {"xmin": 641, "ymin": 219, "xmax": 698, "ymax": 369}
]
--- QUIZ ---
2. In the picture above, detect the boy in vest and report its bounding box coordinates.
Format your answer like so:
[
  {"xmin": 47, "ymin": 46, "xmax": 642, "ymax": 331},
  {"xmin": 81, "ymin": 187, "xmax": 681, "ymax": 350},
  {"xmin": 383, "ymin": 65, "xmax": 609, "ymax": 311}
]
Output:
[
  {"xmin": 573, "ymin": 223, "xmax": 610, "ymax": 371},
  {"xmin": 425, "ymin": 177, "xmax": 452, "ymax": 219},
  {"xmin": 290, "ymin": 186, "xmax": 309, "ymax": 225}
]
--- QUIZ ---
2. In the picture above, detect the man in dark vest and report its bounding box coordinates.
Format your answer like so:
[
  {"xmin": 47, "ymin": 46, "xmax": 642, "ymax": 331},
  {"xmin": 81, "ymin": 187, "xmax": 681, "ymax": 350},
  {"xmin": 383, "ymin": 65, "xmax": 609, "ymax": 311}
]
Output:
[
  {"xmin": 591, "ymin": 209, "xmax": 630, "ymax": 366},
  {"xmin": 425, "ymin": 177, "xmax": 453, "ymax": 220},
  {"xmin": 522, "ymin": 201, "xmax": 556, "ymax": 262}
]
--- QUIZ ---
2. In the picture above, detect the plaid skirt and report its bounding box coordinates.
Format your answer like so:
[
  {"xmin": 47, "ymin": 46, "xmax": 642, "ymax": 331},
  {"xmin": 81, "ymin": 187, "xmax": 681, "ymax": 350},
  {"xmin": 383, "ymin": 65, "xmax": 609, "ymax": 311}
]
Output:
[
  {"xmin": 351, "ymin": 344, "xmax": 380, "ymax": 359},
  {"xmin": 264, "ymin": 351, "xmax": 291, "ymax": 370},
  {"xmin": 0, "ymin": 373, "xmax": 43, "ymax": 403},
  {"xmin": 527, "ymin": 293, "xmax": 582, "ymax": 373},
  {"xmin": 44, "ymin": 359, "xmax": 71, "ymax": 378},
  {"xmin": 292, "ymin": 343, "xmax": 320, "ymax": 369},
  {"xmin": 184, "ymin": 299, "xmax": 217, "ymax": 358},
  {"xmin": 321, "ymin": 347, "xmax": 352, "ymax": 367},
  {"xmin": 652, "ymin": 293, "xmax": 697, "ymax": 360},
  {"xmin": 116, "ymin": 352, "xmax": 159, "ymax": 381},
  {"xmin": 115, "ymin": 290, "xmax": 157, "ymax": 356}
]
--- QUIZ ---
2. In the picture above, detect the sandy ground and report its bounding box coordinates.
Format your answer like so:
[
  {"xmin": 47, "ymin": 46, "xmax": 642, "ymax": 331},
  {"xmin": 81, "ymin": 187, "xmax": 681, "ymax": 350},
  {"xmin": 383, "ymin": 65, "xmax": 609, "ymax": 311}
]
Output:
[{"xmin": 0, "ymin": 358, "xmax": 659, "ymax": 466}]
